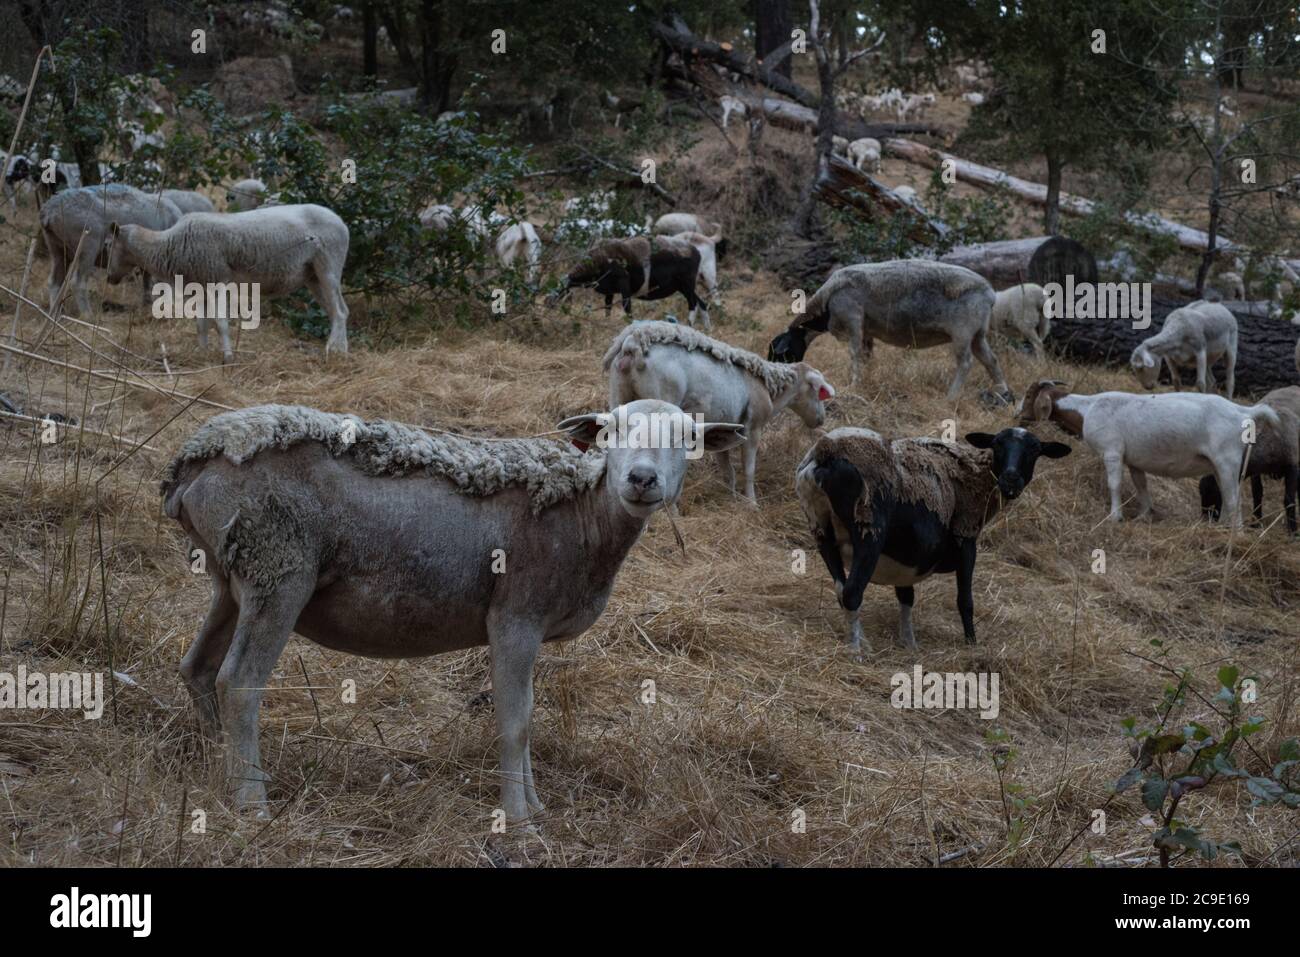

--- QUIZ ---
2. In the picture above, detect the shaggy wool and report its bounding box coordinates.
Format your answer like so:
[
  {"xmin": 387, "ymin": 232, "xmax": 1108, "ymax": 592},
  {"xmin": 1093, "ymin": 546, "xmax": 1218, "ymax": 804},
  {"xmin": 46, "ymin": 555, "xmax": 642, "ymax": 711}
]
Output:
[{"xmin": 602, "ymin": 320, "xmax": 799, "ymax": 398}]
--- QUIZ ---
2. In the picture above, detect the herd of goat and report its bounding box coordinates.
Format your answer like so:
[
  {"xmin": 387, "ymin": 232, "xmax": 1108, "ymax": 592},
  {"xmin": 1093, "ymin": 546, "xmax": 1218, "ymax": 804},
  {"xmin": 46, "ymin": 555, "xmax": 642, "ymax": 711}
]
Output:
[{"xmin": 6, "ymin": 157, "xmax": 1299, "ymax": 825}]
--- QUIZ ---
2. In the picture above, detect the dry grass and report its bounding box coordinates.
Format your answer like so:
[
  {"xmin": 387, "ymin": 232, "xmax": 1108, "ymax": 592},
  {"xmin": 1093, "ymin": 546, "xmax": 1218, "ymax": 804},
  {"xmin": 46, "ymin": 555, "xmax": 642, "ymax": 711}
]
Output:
[{"xmin": 2, "ymin": 117, "xmax": 1298, "ymax": 868}]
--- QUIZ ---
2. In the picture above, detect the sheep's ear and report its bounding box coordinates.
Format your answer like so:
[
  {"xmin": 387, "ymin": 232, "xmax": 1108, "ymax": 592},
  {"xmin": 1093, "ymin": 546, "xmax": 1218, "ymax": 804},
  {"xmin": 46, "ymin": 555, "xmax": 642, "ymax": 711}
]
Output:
[
  {"xmin": 808, "ymin": 371, "xmax": 834, "ymax": 401},
  {"xmin": 1032, "ymin": 387, "xmax": 1055, "ymax": 421},
  {"xmin": 1141, "ymin": 351, "xmax": 1156, "ymax": 368},
  {"xmin": 556, "ymin": 412, "xmax": 609, "ymax": 452},
  {"xmin": 108, "ymin": 221, "xmax": 120, "ymax": 237},
  {"xmin": 1039, "ymin": 442, "xmax": 1072, "ymax": 459},
  {"xmin": 964, "ymin": 432, "xmax": 996, "ymax": 449},
  {"xmin": 697, "ymin": 422, "xmax": 746, "ymax": 453}
]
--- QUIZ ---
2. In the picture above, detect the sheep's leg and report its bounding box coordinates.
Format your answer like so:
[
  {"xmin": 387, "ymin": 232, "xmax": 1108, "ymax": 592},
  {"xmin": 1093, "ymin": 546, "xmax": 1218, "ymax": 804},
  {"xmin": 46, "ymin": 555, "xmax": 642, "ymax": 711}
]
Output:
[
  {"xmin": 603, "ymin": 293, "xmax": 614, "ymax": 316},
  {"xmin": 1213, "ymin": 458, "xmax": 1243, "ymax": 529},
  {"xmin": 840, "ymin": 532, "xmax": 884, "ymax": 655},
  {"xmin": 216, "ymin": 571, "xmax": 314, "ymax": 816},
  {"xmin": 713, "ymin": 449, "xmax": 735, "ymax": 492},
  {"xmin": 1027, "ymin": 328, "xmax": 1046, "ymax": 359},
  {"xmin": 846, "ymin": 335, "xmax": 864, "ymax": 388},
  {"xmin": 215, "ymin": 314, "xmax": 234, "ymax": 363},
  {"xmin": 46, "ymin": 251, "xmax": 67, "ymax": 316},
  {"xmin": 1284, "ymin": 465, "xmax": 1298, "ymax": 534},
  {"xmin": 309, "ymin": 273, "xmax": 350, "ymax": 357},
  {"xmin": 1104, "ymin": 453, "xmax": 1126, "ymax": 522},
  {"xmin": 1166, "ymin": 359, "xmax": 1182, "ymax": 390},
  {"xmin": 741, "ymin": 434, "xmax": 759, "ymax": 504},
  {"xmin": 195, "ymin": 314, "xmax": 210, "ymax": 353},
  {"xmin": 1130, "ymin": 467, "xmax": 1153, "ymax": 519},
  {"xmin": 894, "ymin": 586, "xmax": 917, "ymax": 650},
  {"xmin": 1199, "ymin": 475, "xmax": 1224, "ymax": 523},
  {"xmin": 179, "ymin": 570, "xmax": 238, "ymax": 740},
  {"xmin": 1224, "ymin": 346, "xmax": 1236, "ymax": 399},
  {"xmin": 970, "ymin": 327, "xmax": 1010, "ymax": 398},
  {"xmin": 1250, "ymin": 475, "xmax": 1264, "ymax": 527},
  {"xmin": 1195, "ymin": 349, "xmax": 1209, "ymax": 393},
  {"xmin": 945, "ymin": 339, "xmax": 975, "ymax": 402},
  {"xmin": 486, "ymin": 612, "xmax": 544, "ymax": 823},
  {"xmin": 955, "ymin": 538, "xmax": 978, "ymax": 644}
]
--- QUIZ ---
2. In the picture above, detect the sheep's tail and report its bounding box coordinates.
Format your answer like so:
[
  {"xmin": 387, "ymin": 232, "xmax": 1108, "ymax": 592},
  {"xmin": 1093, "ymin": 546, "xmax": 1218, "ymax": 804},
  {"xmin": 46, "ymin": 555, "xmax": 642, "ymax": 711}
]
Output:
[
  {"xmin": 160, "ymin": 457, "xmax": 200, "ymax": 520},
  {"xmin": 1247, "ymin": 403, "xmax": 1281, "ymax": 432},
  {"xmin": 600, "ymin": 326, "xmax": 648, "ymax": 375}
]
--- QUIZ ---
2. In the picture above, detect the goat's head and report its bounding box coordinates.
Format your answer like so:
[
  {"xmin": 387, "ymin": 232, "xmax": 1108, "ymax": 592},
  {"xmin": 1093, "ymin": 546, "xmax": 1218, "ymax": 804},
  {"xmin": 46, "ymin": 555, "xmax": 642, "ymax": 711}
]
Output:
[
  {"xmin": 104, "ymin": 222, "xmax": 137, "ymax": 285},
  {"xmin": 966, "ymin": 427, "xmax": 1071, "ymax": 500},
  {"xmin": 558, "ymin": 400, "xmax": 745, "ymax": 518},
  {"xmin": 789, "ymin": 364, "xmax": 835, "ymax": 428},
  {"xmin": 1129, "ymin": 344, "xmax": 1161, "ymax": 390},
  {"xmin": 1015, "ymin": 379, "xmax": 1071, "ymax": 427}
]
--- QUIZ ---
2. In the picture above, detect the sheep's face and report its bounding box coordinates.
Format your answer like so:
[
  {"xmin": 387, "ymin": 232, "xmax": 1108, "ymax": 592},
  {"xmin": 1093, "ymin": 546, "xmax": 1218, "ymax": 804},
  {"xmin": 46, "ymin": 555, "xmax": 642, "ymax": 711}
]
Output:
[
  {"xmin": 966, "ymin": 428, "xmax": 1071, "ymax": 500},
  {"xmin": 559, "ymin": 400, "xmax": 745, "ymax": 519},
  {"xmin": 768, "ymin": 327, "xmax": 810, "ymax": 363},
  {"xmin": 1130, "ymin": 347, "xmax": 1160, "ymax": 390},
  {"xmin": 790, "ymin": 365, "xmax": 835, "ymax": 428},
  {"xmin": 104, "ymin": 223, "xmax": 136, "ymax": 285}
]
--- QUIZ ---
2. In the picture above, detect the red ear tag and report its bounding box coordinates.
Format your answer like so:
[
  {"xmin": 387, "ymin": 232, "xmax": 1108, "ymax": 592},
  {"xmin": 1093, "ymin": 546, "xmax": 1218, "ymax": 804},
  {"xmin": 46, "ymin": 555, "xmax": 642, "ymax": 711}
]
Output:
[
  {"xmin": 571, "ymin": 439, "xmax": 590, "ymax": 452},
  {"xmin": 818, "ymin": 386, "xmax": 832, "ymax": 401}
]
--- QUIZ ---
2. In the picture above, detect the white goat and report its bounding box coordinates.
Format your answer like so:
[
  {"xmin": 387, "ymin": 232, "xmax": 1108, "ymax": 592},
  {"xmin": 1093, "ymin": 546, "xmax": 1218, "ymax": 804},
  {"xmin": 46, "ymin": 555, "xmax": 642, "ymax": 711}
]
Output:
[
  {"xmin": 1130, "ymin": 300, "xmax": 1238, "ymax": 398},
  {"xmin": 991, "ymin": 282, "xmax": 1050, "ymax": 356},
  {"xmin": 605, "ymin": 321, "xmax": 834, "ymax": 503},
  {"xmin": 847, "ymin": 137, "xmax": 882, "ymax": 173},
  {"xmin": 105, "ymin": 204, "xmax": 352, "ymax": 356},
  {"xmin": 1018, "ymin": 380, "xmax": 1279, "ymax": 527}
]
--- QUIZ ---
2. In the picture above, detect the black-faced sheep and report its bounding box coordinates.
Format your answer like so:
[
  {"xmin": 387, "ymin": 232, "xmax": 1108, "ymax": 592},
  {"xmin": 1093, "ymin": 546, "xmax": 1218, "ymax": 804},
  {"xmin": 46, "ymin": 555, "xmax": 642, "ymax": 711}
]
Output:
[{"xmin": 796, "ymin": 427, "xmax": 1069, "ymax": 650}]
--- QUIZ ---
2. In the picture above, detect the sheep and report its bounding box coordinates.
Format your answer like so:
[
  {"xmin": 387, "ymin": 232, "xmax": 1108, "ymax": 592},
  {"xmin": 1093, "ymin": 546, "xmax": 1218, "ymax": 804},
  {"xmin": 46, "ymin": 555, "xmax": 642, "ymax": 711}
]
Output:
[
  {"xmin": 1017, "ymin": 379, "xmax": 1280, "ymax": 527},
  {"xmin": 39, "ymin": 184, "xmax": 183, "ymax": 317},
  {"xmin": 161, "ymin": 189, "xmax": 217, "ymax": 215},
  {"xmin": 1216, "ymin": 270, "xmax": 1245, "ymax": 301},
  {"xmin": 162, "ymin": 400, "xmax": 744, "ymax": 822},
  {"xmin": 796, "ymin": 427, "xmax": 1070, "ymax": 651},
  {"xmin": 418, "ymin": 202, "xmax": 489, "ymax": 240},
  {"xmin": 1129, "ymin": 300, "xmax": 1238, "ymax": 398},
  {"xmin": 893, "ymin": 184, "xmax": 919, "ymax": 206},
  {"xmin": 1199, "ymin": 386, "xmax": 1300, "ymax": 534},
  {"xmin": 991, "ymin": 282, "xmax": 1050, "ymax": 357},
  {"xmin": 768, "ymin": 260, "xmax": 1009, "ymax": 400},
  {"xmin": 897, "ymin": 92, "xmax": 935, "ymax": 122},
  {"xmin": 562, "ymin": 190, "xmax": 615, "ymax": 215},
  {"xmin": 831, "ymin": 134, "xmax": 850, "ymax": 156},
  {"xmin": 494, "ymin": 221, "xmax": 542, "ymax": 284},
  {"xmin": 675, "ymin": 230, "xmax": 723, "ymax": 303},
  {"xmin": 605, "ymin": 321, "xmax": 834, "ymax": 503},
  {"xmin": 847, "ymin": 137, "xmax": 882, "ymax": 173},
  {"xmin": 557, "ymin": 235, "xmax": 711, "ymax": 329},
  {"xmin": 104, "ymin": 204, "xmax": 352, "ymax": 357},
  {"xmin": 719, "ymin": 94, "xmax": 747, "ymax": 128},
  {"xmin": 227, "ymin": 178, "xmax": 268, "ymax": 212},
  {"xmin": 961, "ymin": 91, "xmax": 985, "ymax": 106}
]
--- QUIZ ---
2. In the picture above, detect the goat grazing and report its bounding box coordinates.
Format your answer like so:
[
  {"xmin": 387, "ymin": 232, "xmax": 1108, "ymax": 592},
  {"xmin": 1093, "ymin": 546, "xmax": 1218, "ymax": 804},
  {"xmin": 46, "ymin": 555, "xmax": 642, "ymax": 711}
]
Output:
[
  {"xmin": 1130, "ymin": 300, "xmax": 1238, "ymax": 398},
  {"xmin": 558, "ymin": 235, "xmax": 710, "ymax": 329},
  {"xmin": 105, "ymin": 204, "xmax": 352, "ymax": 356},
  {"xmin": 847, "ymin": 137, "xmax": 882, "ymax": 173},
  {"xmin": 768, "ymin": 260, "xmax": 1009, "ymax": 400},
  {"xmin": 162, "ymin": 401, "xmax": 744, "ymax": 822},
  {"xmin": 605, "ymin": 321, "xmax": 834, "ymax": 502},
  {"xmin": 796, "ymin": 427, "xmax": 1069, "ymax": 650},
  {"xmin": 1199, "ymin": 386, "xmax": 1300, "ymax": 533},
  {"xmin": 991, "ymin": 282, "xmax": 1050, "ymax": 357},
  {"xmin": 494, "ymin": 221, "xmax": 542, "ymax": 284},
  {"xmin": 1018, "ymin": 379, "xmax": 1279, "ymax": 527}
]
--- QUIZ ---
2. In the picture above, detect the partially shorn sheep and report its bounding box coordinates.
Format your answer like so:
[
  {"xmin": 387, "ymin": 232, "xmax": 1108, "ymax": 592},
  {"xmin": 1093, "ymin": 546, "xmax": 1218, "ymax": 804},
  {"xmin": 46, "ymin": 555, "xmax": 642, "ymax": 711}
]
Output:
[
  {"xmin": 105, "ymin": 204, "xmax": 352, "ymax": 356},
  {"xmin": 605, "ymin": 321, "xmax": 834, "ymax": 503},
  {"xmin": 769, "ymin": 260, "xmax": 1009, "ymax": 401},
  {"xmin": 162, "ymin": 401, "xmax": 744, "ymax": 822},
  {"xmin": 796, "ymin": 427, "xmax": 1069, "ymax": 650}
]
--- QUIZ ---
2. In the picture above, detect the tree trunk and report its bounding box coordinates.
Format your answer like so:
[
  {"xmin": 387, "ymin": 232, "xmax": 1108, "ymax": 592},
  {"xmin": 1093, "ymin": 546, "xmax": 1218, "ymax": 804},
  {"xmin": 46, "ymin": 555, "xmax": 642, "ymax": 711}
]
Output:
[
  {"xmin": 380, "ymin": 3, "xmax": 418, "ymax": 77},
  {"xmin": 793, "ymin": 51, "xmax": 837, "ymax": 238},
  {"xmin": 753, "ymin": 0, "xmax": 793, "ymax": 79},
  {"xmin": 1044, "ymin": 148, "xmax": 1063, "ymax": 235},
  {"xmin": 363, "ymin": 2, "xmax": 378, "ymax": 76},
  {"xmin": 1047, "ymin": 298, "xmax": 1296, "ymax": 397}
]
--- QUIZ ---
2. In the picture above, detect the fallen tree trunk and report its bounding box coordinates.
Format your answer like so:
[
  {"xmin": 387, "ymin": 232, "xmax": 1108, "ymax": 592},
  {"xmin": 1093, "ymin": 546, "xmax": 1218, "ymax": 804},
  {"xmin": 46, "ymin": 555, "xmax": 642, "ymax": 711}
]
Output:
[
  {"xmin": 885, "ymin": 138, "xmax": 1300, "ymax": 275},
  {"xmin": 1045, "ymin": 297, "xmax": 1299, "ymax": 397},
  {"xmin": 939, "ymin": 238, "xmax": 1055, "ymax": 287},
  {"xmin": 813, "ymin": 154, "xmax": 949, "ymax": 243}
]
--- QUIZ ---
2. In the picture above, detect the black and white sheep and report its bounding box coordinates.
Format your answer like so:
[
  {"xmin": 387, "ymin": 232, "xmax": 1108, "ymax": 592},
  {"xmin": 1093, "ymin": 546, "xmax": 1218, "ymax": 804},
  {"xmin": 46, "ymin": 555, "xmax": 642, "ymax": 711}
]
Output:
[
  {"xmin": 558, "ymin": 235, "xmax": 711, "ymax": 329},
  {"xmin": 796, "ymin": 427, "xmax": 1070, "ymax": 650}
]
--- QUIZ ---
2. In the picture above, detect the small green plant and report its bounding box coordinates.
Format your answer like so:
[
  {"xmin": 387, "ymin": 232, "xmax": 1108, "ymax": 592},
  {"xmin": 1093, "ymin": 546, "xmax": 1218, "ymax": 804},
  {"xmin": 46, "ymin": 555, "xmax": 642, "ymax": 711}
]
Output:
[
  {"xmin": 987, "ymin": 726, "xmax": 1034, "ymax": 853},
  {"xmin": 1115, "ymin": 650, "xmax": 1299, "ymax": 866}
]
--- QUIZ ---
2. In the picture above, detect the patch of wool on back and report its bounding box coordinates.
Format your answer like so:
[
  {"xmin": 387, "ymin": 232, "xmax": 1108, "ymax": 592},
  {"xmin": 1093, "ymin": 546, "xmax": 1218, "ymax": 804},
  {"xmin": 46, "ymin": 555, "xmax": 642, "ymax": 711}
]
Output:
[
  {"xmin": 162, "ymin": 404, "xmax": 607, "ymax": 513},
  {"xmin": 604, "ymin": 320, "xmax": 798, "ymax": 398},
  {"xmin": 812, "ymin": 430, "xmax": 1000, "ymax": 539}
]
